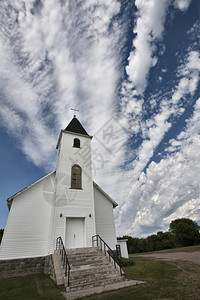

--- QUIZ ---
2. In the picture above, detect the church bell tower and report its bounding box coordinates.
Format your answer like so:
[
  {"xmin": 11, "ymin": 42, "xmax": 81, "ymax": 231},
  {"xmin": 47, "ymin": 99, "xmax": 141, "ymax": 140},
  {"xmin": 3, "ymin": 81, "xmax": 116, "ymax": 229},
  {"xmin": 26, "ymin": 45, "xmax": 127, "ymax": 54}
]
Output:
[{"xmin": 52, "ymin": 113, "xmax": 96, "ymax": 249}]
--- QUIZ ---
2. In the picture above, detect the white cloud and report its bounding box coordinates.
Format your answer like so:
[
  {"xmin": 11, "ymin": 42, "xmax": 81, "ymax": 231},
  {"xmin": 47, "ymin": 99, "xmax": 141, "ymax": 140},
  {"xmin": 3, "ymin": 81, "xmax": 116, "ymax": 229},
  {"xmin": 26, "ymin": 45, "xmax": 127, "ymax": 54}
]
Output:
[
  {"xmin": 125, "ymin": 0, "xmax": 171, "ymax": 94},
  {"xmin": 0, "ymin": 0, "xmax": 124, "ymax": 171},
  {"xmin": 174, "ymin": 0, "xmax": 192, "ymax": 11},
  {"xmin": 120, "ymin": 0, "xmax": 194, "ymax": 139},
  {"xmin": 116, "ymin": 47, "xmax": 200, "ymax": 236},
  {"xmin": 0, "ymin": 105, "xmax": 23, "ymax": 134},
  {"xmin": 117, "ymin": 97, "xmax": 200, "ymax": 236},
  {"xmin": 125, "ymin": 0, "xmax": 193, "ymax": 95},
  {"xmin": 119, "ymin": 49, "xmax": 200, "ymax": 188},
  {"xmin": 0, "ymin": 19, "xmax": 56, "ymax": 169}
]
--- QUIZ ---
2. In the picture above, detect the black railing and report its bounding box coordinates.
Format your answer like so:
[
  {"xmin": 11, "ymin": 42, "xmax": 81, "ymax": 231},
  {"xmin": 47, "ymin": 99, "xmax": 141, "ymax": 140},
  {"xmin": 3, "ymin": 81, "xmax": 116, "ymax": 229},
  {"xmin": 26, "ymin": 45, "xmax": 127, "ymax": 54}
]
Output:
[
  {"xmin": 92, "ymin": 235, "xmax": 122, "ymax": 276},
  {"xmin": 56, "ymin": 237, "xmax": 71, "ymax": 287}
]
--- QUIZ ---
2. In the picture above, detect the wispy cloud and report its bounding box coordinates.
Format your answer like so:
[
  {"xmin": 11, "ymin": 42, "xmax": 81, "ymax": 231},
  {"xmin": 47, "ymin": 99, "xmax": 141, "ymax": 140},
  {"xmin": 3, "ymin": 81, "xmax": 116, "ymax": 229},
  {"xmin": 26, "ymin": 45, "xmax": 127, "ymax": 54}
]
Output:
[
  {"xmin": 125, "ymin": 0, "xmax": 171, "ymax": 94},
  {"xmin": 0, "ymin": 0, "xmax": 126, "ymax": 169},
  {"xmin": 127, "ymin": 96, "xmax": 200, "ymax": 236},
  {"xmin": 174, "ymin": 0, "xmax": 192, "ymax": 11},
  {"xmin": 115, "ymin": 0, "xmax": 200, "ymax": 236},
  {"xmin": 117, "ymin": 48, "xmax": 200, "ymax": 236}
]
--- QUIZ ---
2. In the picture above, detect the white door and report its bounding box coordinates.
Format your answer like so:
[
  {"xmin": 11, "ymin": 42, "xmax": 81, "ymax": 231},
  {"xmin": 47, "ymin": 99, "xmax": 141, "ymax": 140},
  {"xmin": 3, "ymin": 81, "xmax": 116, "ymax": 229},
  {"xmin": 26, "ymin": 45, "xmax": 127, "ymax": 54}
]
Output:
[{"xmin": 65, "ymin": 218, "xmax": 85, "ymax": 249}]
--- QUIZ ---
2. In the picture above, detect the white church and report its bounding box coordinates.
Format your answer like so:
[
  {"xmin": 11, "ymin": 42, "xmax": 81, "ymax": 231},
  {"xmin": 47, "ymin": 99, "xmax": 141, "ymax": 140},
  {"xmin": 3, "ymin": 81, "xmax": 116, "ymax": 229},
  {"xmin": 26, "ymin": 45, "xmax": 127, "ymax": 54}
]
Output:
[{"xmin": 0, "ymin": 115, "xmax": 128, "ymax": 260}]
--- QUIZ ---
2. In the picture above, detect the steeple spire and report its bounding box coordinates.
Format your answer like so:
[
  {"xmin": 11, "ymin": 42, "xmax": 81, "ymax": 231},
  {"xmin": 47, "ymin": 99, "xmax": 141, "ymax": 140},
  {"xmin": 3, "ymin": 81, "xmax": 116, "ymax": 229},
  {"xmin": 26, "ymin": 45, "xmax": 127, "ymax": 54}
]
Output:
[{"xmin": 65, "ymin": 116, "xmax": 90, "ymax": 136}]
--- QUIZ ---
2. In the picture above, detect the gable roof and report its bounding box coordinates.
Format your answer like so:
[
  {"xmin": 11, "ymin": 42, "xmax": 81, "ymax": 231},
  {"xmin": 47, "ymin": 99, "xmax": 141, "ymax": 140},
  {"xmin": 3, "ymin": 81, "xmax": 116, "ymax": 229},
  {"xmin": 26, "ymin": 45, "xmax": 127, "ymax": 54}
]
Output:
[{"xmin": 65, "ymin": 116, "xmax": 89, "ymax": 136}]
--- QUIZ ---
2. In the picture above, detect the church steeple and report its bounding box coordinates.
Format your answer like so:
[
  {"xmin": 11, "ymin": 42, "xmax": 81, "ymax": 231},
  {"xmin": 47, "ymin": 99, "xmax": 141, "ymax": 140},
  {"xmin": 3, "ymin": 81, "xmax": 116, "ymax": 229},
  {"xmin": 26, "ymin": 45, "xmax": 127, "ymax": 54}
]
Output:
[{"xmin": 65, "ymin": 117, "xmax": 89, "ymax": 136}]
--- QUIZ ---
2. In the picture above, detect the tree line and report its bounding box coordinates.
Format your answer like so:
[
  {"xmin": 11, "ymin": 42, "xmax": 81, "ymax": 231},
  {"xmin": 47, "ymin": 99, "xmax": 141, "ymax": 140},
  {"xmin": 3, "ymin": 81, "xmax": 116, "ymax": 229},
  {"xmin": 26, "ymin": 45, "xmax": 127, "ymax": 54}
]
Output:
[{"xmin": 119, "ymin": 218, "xmax": 200, "ymax": 254}]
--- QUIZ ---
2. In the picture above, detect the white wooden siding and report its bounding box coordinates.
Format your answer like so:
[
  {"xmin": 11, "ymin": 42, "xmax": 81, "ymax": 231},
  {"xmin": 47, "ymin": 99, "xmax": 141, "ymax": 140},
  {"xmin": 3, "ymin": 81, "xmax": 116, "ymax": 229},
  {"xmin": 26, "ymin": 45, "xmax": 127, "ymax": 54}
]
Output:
[
  {"xmin": 0, "ymin": 128, "xmax": 118, "ymax": 259},
  {"xmin": 0, "ymin": 173, "xmax": 54, "ymax": 259},
  {"xmin": 93, "ymin": 184, "xmax": 117, "ymax": 250}
]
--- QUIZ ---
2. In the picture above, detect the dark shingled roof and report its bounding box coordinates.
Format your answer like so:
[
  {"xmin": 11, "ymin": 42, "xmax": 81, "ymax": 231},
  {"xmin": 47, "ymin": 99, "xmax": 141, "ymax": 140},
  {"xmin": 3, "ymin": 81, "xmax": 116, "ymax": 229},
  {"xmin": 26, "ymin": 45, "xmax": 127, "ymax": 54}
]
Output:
[{"xmin": 65, "ymin": 117, "xmax": 89, "ymax": 136}]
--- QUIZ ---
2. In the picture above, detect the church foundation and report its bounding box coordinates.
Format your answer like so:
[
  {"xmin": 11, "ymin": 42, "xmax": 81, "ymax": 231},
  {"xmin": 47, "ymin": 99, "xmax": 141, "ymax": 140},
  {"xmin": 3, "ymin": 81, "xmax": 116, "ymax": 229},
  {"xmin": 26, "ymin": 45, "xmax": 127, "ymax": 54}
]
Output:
[{"xmin": 0, "ymin": 255, "xmax": 55, "ymax": 280}]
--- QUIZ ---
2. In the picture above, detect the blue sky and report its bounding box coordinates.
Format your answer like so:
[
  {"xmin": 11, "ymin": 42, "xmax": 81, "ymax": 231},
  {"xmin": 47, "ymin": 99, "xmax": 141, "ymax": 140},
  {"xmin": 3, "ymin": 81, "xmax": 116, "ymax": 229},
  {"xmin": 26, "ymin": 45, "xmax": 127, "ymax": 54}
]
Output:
[{"xmin": 0, "ymin": 0, "xmax": 200, "ymax": 237}]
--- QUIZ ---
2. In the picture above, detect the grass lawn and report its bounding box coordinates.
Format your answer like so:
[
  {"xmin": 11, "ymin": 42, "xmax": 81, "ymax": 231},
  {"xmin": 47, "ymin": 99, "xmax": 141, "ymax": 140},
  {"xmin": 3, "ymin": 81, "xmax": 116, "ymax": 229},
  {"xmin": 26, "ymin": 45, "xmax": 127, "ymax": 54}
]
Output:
[
  {"xmin": 0, "ymin": 245, "xmax": 200, "ymax": 300},
  {"xmin": 0, "ymin": 273, "xmax": 65, "ymax": 300},
  {"xmin": 82, "ymin": 251, "xmax": 200, "ymax": 299}
]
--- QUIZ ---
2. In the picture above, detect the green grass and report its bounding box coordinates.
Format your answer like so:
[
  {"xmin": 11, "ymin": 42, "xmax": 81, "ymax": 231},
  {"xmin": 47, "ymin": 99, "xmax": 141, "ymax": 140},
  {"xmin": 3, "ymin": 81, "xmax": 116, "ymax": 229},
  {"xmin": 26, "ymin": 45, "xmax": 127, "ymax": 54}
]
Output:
[
  {"xmin": 1, "ymin": 246, "xmax": 200, "ymax": 300},
  {"xmin": 0, "ymin": 273, "xmax": 65, "ymax": 300},
  {"xmin": 82, "ymin": 258, "xmax": 182, "ymax": 300},
  {"xmin": 82, "ymin": 252, "xmax": 200, "ymax": 300}
]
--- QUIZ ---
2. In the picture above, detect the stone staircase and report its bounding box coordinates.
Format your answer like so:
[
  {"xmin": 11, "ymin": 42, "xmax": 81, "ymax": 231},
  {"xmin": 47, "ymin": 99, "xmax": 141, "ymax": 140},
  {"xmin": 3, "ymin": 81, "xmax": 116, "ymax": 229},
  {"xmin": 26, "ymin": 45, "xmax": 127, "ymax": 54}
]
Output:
[{"xmin": 55, "ymin": 247, "xmax": 126, "ymax": 292}]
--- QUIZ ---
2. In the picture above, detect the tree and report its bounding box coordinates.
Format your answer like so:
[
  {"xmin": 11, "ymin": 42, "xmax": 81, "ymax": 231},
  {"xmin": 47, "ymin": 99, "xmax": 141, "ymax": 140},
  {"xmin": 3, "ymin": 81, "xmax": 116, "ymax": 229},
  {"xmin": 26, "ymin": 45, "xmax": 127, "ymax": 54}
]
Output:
[
  {"xmin": 169, "ymin": 218, "xmax": 200, "ymax": 247},
  {"xmin": 156, "ymin": 231, "xmax": 174, "ymax": 249},
  {"xmin": 146, "ymin": 234, "xmax": 160, "ymax": 252}
]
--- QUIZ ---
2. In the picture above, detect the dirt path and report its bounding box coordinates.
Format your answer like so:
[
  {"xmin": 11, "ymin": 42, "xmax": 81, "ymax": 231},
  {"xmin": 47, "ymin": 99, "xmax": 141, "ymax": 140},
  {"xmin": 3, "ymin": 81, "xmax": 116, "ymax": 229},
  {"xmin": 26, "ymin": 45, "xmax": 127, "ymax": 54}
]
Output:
[{"xmin": 135, "ymin": 251, "xmax": 200, "ymax": 265}]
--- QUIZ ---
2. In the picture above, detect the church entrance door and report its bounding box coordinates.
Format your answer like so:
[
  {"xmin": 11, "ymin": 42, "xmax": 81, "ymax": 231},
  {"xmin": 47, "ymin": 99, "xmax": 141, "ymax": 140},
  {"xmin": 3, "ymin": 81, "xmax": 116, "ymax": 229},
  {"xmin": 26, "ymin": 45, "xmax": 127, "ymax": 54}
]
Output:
[{"xmin": 65, "ymin": 217, "xmax": 85, "ymax": 249}]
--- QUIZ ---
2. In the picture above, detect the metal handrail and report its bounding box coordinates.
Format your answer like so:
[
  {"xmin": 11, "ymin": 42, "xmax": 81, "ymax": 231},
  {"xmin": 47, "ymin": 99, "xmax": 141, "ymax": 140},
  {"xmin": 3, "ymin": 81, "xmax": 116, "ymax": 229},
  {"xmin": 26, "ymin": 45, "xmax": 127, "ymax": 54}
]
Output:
[
  {"xmin": 56, "ymin": 237, "xmax": 71, "ymax": 287},
  {"xmin": 92, "ymin": 235, "xmax": 122, "ymax": 276}
]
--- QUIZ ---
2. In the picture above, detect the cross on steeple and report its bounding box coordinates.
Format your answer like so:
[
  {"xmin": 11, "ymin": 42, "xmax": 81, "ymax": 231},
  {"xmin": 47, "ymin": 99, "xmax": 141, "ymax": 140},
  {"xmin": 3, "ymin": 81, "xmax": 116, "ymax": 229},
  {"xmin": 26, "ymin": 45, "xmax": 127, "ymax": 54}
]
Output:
[{"xmin": 71, "ymin": 107, "xmax": 79, "ymax": 117}]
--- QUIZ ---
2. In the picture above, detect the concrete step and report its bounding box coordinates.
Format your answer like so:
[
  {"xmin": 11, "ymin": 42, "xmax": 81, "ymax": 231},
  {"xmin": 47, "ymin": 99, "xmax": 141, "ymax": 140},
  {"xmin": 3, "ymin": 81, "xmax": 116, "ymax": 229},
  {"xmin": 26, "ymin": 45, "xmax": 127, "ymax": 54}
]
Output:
[
  {"xmin": 70, "ymin": 267, "xmax": 120, "ymax": 281},
  {"xmin": 70, "ymin": 273, "xmax": 121, "ymax": 286},
  {"xmin": 67, "ymin": 248, "xmax": 111, "ymax": 268},
  {"xmin": 63, "ymin": 279, "xmax": 146, "ymax": 300},
  {"xmin": 55, "ymin": 246, "xmax": 124, "ymax": 293},
  {"xmin": 66, "ymin": 247, "xmax": 98, "ymax": 255},
  {"xmin": 68, "ymin": 276, "xmax": 125, "ymax": 292},
  {"xmin": 67, "ymin": 253, "xmax": 104, "ymax": 262},
  {"xmin": 67, "ymin": 249, "xmax": 102, "ymax": 260},
  {"xmin": 58, "ymin": 259, "xmax": 118, "ymax": 281},
  {"xmin": 70, "ymin": 263, "xmax": 116, "ymax": 275},
  {"xmin": 68, "ymin": 251, "xmax": 105, "ymax": 258},
  {"xmin": 69, "ymin": 258, "xmax": 107, "ymax": 267}
]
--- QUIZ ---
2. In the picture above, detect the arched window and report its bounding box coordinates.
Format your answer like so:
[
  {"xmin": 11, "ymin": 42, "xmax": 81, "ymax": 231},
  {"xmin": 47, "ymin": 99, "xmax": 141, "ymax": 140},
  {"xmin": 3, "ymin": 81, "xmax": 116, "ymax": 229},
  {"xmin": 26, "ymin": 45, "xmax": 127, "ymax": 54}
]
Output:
[
  {"xmin": 73, "ymin": 138, "xmax": 80, "ymax": 148},
  {"xmin": 71, "ymin": 165, "xmax": 82, "ymax": 189}
]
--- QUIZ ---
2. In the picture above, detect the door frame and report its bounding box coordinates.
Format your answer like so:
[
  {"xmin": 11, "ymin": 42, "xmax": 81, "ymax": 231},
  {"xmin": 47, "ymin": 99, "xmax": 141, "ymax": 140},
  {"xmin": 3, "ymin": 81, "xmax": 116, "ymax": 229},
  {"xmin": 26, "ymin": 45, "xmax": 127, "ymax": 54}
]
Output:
[{"xmin": 65, "ymin": 216, "xmax": 86, "ymax": 249}]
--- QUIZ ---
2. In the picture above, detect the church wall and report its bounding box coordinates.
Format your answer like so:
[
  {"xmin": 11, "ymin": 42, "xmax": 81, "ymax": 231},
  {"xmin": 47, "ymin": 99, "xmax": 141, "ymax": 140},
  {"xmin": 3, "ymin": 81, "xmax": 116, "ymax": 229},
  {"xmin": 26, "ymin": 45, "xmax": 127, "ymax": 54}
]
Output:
[
  {"xmin": 0, "ymin": 173, "xmax": 54, "ymax": 260},
  {"xmin": 51, "ymin": 132, "xmax": 96, "ymax": 248},
  {"xmin": 93, "ymin": 185, "xmax": 117, "ymax": 250}
]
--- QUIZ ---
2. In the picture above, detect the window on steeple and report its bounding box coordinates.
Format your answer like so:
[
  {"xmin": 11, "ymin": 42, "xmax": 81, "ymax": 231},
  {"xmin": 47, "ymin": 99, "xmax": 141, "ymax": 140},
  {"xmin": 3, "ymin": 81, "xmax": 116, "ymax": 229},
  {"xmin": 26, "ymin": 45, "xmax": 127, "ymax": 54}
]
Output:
[
  {"xmin": 71, "ymin": 165, "xmax": 82, "ymax": 189},
  {"xmin": 73, "ymin": 138, "xmax": 80, "ymax": 148}
]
